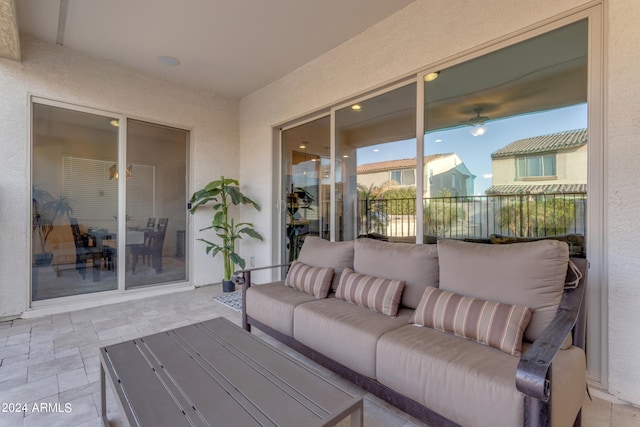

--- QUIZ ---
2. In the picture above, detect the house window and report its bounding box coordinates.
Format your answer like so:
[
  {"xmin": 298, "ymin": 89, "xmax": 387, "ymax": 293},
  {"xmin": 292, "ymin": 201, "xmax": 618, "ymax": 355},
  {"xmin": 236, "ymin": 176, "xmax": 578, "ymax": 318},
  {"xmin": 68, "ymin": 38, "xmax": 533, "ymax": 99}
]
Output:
[
  {"xmin": 390, "ymin": 169, "xmax": 415, "ymax": 186},
  {"xmin": 516, "ymin": 154, "xmax": 556, "ymax": 178}
]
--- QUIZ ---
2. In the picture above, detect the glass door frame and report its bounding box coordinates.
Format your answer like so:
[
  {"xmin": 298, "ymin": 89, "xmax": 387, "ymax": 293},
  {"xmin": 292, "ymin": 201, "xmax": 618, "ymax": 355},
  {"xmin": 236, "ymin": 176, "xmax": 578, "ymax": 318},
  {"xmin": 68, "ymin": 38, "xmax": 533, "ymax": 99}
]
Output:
[
  {"xmin": 29, "ymin": 96, "xmax": 192, "ymax": 307},
  {"xmin": 275, "ymin": 4, "xmax": 604, "ymax": 387},
  {"xmin": 277, "ymin": 112, "xmax": 331, "ymax": 264},
  {"xmin": 329, "ymin": 78, "xmax": 418, "ymax": 242}
]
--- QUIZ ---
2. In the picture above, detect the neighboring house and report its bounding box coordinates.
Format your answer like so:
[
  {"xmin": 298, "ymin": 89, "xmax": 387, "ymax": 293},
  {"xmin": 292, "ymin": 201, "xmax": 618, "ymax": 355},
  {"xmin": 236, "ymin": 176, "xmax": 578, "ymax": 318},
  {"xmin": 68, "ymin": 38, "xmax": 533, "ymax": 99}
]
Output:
[
  {"xmin": 357, "ymin": 153, "xmax": 476, "ymax": 198},
  {"xmin": 486, "ymin": 128, "xmax": 587, "ymax": 195}
]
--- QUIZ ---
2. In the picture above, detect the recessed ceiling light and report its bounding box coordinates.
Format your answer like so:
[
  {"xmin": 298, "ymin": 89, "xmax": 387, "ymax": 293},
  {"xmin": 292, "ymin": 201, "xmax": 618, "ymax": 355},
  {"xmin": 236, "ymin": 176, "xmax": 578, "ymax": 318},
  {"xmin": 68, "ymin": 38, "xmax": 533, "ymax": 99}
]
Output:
[
  {"xmin": 158, "ymin": 55, "xmax": 180, "ymax": 66},
  {"xmin": 109, "ymin": 119, "xmax": 119, "ymax": 127},
  {"xmin": 351, "ymin": 104, "xmax": 362, "ymax": 111},
  {"xmin": 373, "ymin": 148, "xmax": 380, "ymax": 152},
  {"xmin": 299, "ymin": 144, "xmax": 307, "ymax": 149},
  {"xmin": 424, "ymin": 71, "xmax": 439, "ymax": 82},
  {"xmin": 343, "ymin": 155, "xmax": 349, "ymax": 158},
  {"xmin": 435, "ymin": 139, "xmax": 442, "ymax": 143}
]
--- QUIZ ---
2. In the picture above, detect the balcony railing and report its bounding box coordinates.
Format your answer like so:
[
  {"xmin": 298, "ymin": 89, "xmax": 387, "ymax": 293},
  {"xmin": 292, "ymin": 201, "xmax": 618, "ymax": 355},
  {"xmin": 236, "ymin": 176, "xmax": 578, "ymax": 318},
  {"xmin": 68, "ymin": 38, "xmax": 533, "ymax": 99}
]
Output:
[{"xmin": 359, "ymin": 192, "xmax": 587, "ymax": 240}]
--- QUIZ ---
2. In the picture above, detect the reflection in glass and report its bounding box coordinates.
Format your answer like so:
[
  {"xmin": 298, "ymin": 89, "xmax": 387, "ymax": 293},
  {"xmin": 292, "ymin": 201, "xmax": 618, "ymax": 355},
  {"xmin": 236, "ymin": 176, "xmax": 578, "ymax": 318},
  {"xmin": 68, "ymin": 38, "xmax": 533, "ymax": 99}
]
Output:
[
  {"xmin": 31, "ymin": 103, "xmax": 119, "ymax": 300},
  {"xmin": 125, "ymin": 120, "xmax": 188, "ymax": 289},
  {"xmin": 282, "ymin": 116, "xmax": 330, "ymax": 261},
  {"xmin": 335, "ymin": 83, "xmax": 417, "ymax": 241},
  {"xmin": 423, "ymin": 20, "xmax": 588, "ymax": 242}
]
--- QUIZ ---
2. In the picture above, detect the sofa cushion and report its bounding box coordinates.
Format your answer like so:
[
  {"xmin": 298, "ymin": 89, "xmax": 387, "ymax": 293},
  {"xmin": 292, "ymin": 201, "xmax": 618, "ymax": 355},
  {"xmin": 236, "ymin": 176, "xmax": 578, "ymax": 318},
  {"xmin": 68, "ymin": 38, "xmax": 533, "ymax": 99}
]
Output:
[
  {"xmin": 437, "ymin": 239, "xmax": 568, "ymax": 342},
  {"xmin": 377, "ymin": 324, "xmax": 523, "ymax": 427},
  {"xmin": 410, "ymin": 286, "xmax": 532, "ymax": 356},
  {"xmin": 297, "ymin": 236, "xmax": 354, "ymax": 290},
  {"xmin": 335, "ymin": 268, "xmax": 404, "ymax": 317},
  {"xmin": 293, "ymin": 298, "xmax": 412, "ymax": 379},
  {"xmin": 353, "ymin": 238, "xmax": 438, "ymax": 309},
  {"xmin": 245, "ymin": 282, "xmax": 317, "ymax": 337},
  {"xmin": 284, "ymin": 261, "xmax": 334, "ymax": 299}
]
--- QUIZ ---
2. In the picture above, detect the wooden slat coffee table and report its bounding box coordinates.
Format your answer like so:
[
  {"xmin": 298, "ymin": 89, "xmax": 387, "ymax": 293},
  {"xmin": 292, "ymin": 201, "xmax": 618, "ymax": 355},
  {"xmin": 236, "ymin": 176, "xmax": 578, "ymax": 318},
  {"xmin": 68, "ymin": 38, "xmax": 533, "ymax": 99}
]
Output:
[{"xmin": 100, "ymin": 317, "xmax": 363, "ymax": 427}]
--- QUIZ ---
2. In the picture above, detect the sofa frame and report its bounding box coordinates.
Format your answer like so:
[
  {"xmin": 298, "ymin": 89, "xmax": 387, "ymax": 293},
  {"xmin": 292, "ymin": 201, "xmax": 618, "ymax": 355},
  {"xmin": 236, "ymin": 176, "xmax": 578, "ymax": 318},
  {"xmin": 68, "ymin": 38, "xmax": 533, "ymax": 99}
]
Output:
[{"xmin": 235, "ymin": 257, "xmax": 587, "ymax": 427}]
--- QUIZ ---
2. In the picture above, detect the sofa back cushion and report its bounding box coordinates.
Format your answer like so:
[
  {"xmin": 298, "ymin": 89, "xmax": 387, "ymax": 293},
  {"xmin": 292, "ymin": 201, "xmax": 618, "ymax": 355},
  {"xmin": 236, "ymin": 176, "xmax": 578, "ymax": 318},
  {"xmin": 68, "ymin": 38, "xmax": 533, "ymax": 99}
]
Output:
[
  {"xmin": 297, "ymin": 236, "xmax": 354, "ymax": 290},
  {"xmin": 411, "ymin": 286, "xmax": 532, "ymax": 356},
  {"xmin": 285, "ymin": 261, "xmax": 334, "ymax": 299},
  {"xmin": 437, "ymin": 239, "xmax": 569, "ymax": 342},
  {"xmin": 353, "ymin": 238, "xmax": 439, "ymax": 309},
  {"xmin": 335, "ymin": 268, "xmax": 405, "ymax": 317}
]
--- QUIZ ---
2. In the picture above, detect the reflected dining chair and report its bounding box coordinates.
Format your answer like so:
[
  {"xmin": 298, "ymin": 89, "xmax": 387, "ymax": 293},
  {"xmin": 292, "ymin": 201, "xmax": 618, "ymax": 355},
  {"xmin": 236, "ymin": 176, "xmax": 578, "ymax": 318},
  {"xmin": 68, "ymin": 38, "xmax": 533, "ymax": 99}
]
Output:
[
  {"xmin": 131, "ymin": 218, "xmax": 168, "ymax": 274},
  {"xmin": 69, "ymin": 218, "xmax": 102, "ymax": 281}
]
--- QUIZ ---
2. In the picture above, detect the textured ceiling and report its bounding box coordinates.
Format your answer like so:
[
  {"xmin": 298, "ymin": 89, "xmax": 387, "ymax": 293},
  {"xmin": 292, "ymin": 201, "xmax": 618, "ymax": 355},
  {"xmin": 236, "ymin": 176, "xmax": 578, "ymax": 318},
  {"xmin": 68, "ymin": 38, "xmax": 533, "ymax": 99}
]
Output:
[{"xmin": 15, "ymin": 0, "xmax": 414, "ymax": 98}]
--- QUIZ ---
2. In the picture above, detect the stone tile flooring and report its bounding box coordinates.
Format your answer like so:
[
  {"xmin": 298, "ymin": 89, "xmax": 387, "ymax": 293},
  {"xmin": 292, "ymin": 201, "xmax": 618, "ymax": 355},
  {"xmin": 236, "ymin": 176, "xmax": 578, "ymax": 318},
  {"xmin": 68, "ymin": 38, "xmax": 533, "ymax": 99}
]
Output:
[{"xmin": 0, "ymin": 285, "xmax": 637, "ymax": 426}]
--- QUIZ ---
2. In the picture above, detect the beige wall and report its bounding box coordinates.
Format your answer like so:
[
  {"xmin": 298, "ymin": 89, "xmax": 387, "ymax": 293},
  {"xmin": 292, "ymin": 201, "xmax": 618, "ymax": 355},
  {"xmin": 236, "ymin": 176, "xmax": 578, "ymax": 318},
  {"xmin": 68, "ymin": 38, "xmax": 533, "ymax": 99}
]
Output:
[
  {"xmin": 238, "ymin": 0, "xmax": 640, "ymax": 406},
  {"xmin": 0, "ymin": 37, "xmax": 238, "ymax": 317}
]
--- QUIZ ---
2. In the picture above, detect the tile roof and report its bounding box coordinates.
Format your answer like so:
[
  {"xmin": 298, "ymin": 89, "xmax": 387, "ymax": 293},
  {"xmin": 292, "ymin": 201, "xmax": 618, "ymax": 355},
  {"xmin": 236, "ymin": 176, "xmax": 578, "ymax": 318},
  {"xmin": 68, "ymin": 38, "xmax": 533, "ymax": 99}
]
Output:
[
  {"xmin": 491, "ymin": 128, "xmax": 587, "ymax": 158},
  {"xmin": 485, "ymin": 183, "xmax": 587, "ymax": 195},
  {"xmin": 356, "ymin": 154, "xmax": 448, "ymax": 173}
]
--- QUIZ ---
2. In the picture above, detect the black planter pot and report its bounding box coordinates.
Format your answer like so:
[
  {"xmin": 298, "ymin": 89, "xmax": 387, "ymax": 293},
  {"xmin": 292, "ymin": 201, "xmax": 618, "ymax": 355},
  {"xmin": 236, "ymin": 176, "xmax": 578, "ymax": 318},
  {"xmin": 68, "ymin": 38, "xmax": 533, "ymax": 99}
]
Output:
[
  {"xmin": 33, "ymin": 252, "xmax": 54, "ymax": 267},
  {"xmin": 222, "ymin": 280, "xmax": 235, "ymax": 293}
]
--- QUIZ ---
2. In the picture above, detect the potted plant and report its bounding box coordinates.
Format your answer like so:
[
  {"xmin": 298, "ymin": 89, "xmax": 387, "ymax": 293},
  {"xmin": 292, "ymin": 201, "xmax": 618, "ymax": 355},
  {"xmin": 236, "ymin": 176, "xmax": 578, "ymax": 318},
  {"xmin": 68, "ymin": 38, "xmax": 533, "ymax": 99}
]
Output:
[
  {"xmin": 190, "ymin": 176, "xmax": 263, "ymax": 292},
  {"xmin": 32, "ymin": 186, "xmax": 73, "ymax": 267}
]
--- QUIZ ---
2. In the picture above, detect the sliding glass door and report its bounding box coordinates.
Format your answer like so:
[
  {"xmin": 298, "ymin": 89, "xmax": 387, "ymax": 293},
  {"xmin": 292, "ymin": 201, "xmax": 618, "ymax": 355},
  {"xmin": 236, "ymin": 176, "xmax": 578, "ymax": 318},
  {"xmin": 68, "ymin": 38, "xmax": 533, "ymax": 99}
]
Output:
[
  {"xmin": 31, "ymin": 103, "xmax": 120, "ymax": 300},
  {"xmin": 125, "ymin": 120, "xmax": 188, "ymax": 289},
  {"xmin": 422, "ymin": 20, "xmax": 588, "ymax": 246},
  {"xmin": 31, "ymin": 101, "xmax": 189, "ymax": 302},
  {"xmin": 335, "ymin": 83, "xmax": 417, "ymax": 242},
  {"xmin": 281, "ymin": 116, "xmax": 330, "ymax": 261}
]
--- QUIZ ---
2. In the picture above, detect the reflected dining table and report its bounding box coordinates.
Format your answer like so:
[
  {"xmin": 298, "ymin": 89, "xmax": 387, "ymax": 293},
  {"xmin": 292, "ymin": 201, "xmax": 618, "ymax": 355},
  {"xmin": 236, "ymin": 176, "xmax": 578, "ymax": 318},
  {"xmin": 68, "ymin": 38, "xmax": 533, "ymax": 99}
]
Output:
[{"xmin": 86, "ymin": 229, "xmax": 147, "ymax": 272}]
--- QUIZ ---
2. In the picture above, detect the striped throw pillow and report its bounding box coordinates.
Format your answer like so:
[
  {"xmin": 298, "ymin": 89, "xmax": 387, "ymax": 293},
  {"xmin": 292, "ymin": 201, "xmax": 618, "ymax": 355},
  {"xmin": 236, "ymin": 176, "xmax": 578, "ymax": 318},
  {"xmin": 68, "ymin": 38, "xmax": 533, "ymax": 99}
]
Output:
[
  {"xmin": 335, "ymin": 268, "xmax": 405, "ymax": 317},
  {"xmin": 410, "ymin": 286, "xmax": 532, "ymax": 356},
  {"xmin": 285, "ymin": 261, "xmax": 334, "ymax": 299}
]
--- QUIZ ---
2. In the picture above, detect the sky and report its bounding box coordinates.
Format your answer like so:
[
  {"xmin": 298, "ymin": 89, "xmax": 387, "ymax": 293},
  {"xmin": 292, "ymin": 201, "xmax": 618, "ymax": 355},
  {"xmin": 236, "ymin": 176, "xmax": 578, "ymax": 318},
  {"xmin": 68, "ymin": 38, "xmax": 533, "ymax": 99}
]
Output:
[{"xmin": 356, "ymin": 103, "xmax": 588, "ymax": 194}]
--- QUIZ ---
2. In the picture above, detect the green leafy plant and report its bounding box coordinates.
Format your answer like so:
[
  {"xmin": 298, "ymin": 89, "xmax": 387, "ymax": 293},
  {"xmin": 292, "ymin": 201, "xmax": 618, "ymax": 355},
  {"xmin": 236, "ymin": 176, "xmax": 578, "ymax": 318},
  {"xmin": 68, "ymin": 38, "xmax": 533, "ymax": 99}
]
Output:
[
  {"xmin": 32, "ymin": 186, "xmax": 73, "ymax": 256},
  {"xmin": 189, "ymin": 176, "xmax": 263, "ymax": 281},
  {"xmin": 498, "ymin": 195, "xmax": 578, "ymax": 237},
  {"xmin": 424, "ymin": 189, "xmax": 464, "ymax": 236}
]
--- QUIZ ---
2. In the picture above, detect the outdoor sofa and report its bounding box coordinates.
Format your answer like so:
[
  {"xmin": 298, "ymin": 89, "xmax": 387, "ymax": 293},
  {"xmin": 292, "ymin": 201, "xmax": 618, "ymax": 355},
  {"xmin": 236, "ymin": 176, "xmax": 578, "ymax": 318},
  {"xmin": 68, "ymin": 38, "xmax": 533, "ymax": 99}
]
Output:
[{"xmin": 236, "ymin": 236, "xmax": 588, "ymax": 427}]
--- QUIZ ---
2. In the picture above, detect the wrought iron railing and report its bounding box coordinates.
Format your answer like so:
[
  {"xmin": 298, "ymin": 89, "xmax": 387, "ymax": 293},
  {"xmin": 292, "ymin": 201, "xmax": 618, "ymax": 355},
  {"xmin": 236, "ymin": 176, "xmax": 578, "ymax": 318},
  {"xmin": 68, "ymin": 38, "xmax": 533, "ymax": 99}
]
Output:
[{"xmin": 358, "ymin": 192, "xmax": 586, "ymax": 240}]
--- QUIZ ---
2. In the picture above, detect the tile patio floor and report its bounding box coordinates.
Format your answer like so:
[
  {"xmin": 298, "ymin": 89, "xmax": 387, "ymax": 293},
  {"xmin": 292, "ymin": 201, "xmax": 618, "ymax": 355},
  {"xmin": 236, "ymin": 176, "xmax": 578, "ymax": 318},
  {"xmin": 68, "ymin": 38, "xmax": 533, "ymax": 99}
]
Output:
[{"xmin": 0, "ymin": 285, "xmax": 638, "ymax": 427}]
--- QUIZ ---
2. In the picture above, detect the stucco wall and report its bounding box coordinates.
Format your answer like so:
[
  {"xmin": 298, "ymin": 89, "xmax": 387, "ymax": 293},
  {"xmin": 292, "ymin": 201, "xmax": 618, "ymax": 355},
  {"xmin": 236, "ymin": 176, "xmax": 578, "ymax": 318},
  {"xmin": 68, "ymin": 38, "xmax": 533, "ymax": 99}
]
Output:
[
  {"xmin": 238, "ymin": 0, "xmax": 640, "ymax": 406},
  {"xmin": 606, "ymin": 0, "xmax": 640, "ymax": 406},
  {"xmin": 0, "ymin": 37, "xmax": 238, "ymax": 317}
]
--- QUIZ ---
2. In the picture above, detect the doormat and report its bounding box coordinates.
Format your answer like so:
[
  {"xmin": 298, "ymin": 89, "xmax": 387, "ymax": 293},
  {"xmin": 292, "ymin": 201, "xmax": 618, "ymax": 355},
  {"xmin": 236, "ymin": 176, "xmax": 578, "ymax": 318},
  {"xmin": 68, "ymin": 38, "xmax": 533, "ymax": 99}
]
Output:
[{"xmin": 213, "ymin": 292, "xmax": 243, "ymax": 312}]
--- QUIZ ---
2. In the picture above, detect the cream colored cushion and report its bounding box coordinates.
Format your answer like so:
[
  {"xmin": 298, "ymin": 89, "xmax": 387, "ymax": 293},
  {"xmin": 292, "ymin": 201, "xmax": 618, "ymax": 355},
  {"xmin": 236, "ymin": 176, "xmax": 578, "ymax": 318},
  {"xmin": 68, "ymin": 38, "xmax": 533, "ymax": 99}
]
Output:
[
  {"xmin": 437, "ymin": 239, "xmax": 568, "ymax": 342},
  {"xmin": 411, "ymin": 286, "xmax": 532, "ymax": 356},
  {"xmin": 377, "ymin": 324, "xmax": 523, "ymax": 427},
  {"xmin": 297, "ymin": 236, "xmax": 354, "ymax": 290},
  {"xmin": 293, "ymin": 298, "xmax": 411, "ymax": 379},
  {"xmin": 549, "ymin": 345, "xmax": 586, "ymax": 427},
  {"xmin": 335, "ymin": 268, "xmax": 404, "ymax": 317},
  {"xmin": 245, "ymin": 282, "xmax": 317, "ymax": 337},
  {"xmin": 354, "ymin": 238, "xmax": 438, "ymax": 309},
  {"xmin": 284, "ymin": 261, "xmax": 334, "ymax": 299}
]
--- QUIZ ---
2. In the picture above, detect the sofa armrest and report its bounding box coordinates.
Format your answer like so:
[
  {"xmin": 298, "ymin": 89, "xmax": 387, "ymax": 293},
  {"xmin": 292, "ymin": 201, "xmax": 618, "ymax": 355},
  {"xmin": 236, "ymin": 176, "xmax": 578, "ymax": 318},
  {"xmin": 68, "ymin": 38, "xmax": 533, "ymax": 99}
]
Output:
[
  {"xmin": 516, "ymin": 258, "xmax": 588, "ymax": 402},
  {"xmin": 232, "ymin": 263, "xmax": 291, "ymax": 287},
  {"xmin": 233, "ymin": 263, "xmax": 290, "ymax": 331}
]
